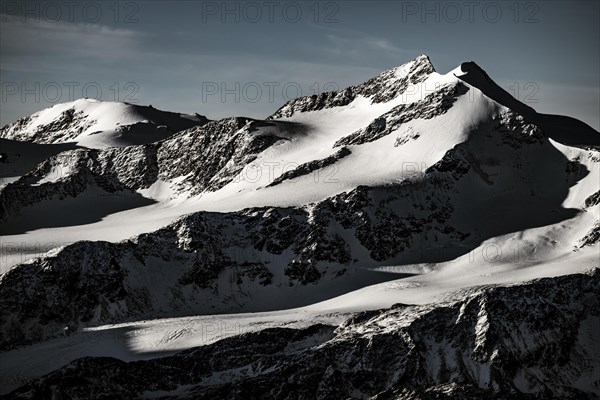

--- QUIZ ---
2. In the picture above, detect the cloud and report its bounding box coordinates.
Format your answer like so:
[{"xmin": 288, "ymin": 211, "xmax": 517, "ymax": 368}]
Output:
[
  {"xmin": 299, "ymin": 23, "xmax": 420, "ymax": 69},
  {"xmin": 324, "ymin": 33, "xmax": 412, "ymax": 59},
  {"xmin": 0, "ymin": 13, "xmax": 147, "ymax": 73}
]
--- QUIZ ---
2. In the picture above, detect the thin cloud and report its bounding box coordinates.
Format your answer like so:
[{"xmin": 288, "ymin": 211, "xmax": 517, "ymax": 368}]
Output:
[
  {"xmin": 324, "ymin": 33, "xmax": 410, "ymax": 56},
  {"xmin": 0, "ymin": 13, "xmax": 148, "ymax": 72}
]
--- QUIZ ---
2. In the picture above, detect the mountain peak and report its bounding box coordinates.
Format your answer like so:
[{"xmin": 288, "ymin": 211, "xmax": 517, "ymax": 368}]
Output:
[
  {"xmin": 383, "ymin": 54, "xmax": 435, "ymax": 81},
  {"xmin": 412, "ymin": 54, "xmax": 435, "ymax": 71},
  {"xmin": 269, "ymin": 55, "xmax": 437, "ymax": 119}
]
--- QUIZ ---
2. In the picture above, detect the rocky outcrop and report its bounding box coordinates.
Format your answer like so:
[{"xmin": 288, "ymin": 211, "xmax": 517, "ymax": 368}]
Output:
[
  {"xmin": 495, "ymin": 111, "xmax": 545, "ymax": 149},
  {"xmin": 0, "ymin": 109, "xmax": 92, "ymax": 143},
  {"xmin": 266, "ymin": 147, "xmax": 351, "ymax": 187},
  {"xmin": 158, "ymin": 118, "xmax": 288, "ymax": 194},
  {"xmin": 584, "ymin": 190, "xmax": 600, "ymax": 209},
  {"xmin": 579, "ymin": 221, "xmax": 600, "ymax": 248},
  {"xmin": 334, "ymin": 82, "xmax": 469, "ymax": 147}
]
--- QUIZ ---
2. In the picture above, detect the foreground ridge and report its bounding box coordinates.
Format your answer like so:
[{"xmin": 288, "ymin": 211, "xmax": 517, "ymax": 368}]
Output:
[{"xmin": 6, "ymin": 269, "xmax": 599, "ymax": 399}]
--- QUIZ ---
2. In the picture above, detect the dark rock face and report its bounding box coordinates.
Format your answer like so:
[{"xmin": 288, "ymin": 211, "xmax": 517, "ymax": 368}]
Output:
[
  {"xmin": 579, "ymin": 221, "xmax": 600, "ymax": 248},
  {"xmin": 426, "ymin": 148, "xmax": 471, "ymax": 177},
  {"xmin": 0, "ymin": 144, "xmax": 161, "ymax": 219},
  {"xmin": 0, "ymin": 205, "xmax": 347, "ymax": 349},
  {"xmin": 0, "ymin": 242, "xmax": 132, "ymax": 349},
  {"xmin": 495, "ymin": 111, "xmax": 545, "ymax": 149},
  {"xmin": 266, "ymin": 147, "xmax": 351, "ymax": 187},
  {"xmin": 313, "ymin": 183, "xmax": 460, "ymax": 263},
  {"xmin": 157, "ymin": 118, "xmax": 287, "ymax": 194},
  {"xmin": 335, "ymin": 82, "xmax": 469, "ymax": 147},
  {"xmin": 0, "ymin": 109, "xmax": 92, "ymax": 143},
  {"xmin": 584, "ymin": 190, "xmax": 600, "ymax": 209},
  {"xmin": 7, "ymin": 270, "xmax": 599, "ymax": 400},
  {"xmin": 0, "ymin": 116, "xmax": 32, "ymax": 140},
  {"xmin": 269, "ymin": 55, "xmax": 435, "ymax": 119},
  {"xmin": 284, "ymin": 259, "xmax": 322, "ymax": 284}
]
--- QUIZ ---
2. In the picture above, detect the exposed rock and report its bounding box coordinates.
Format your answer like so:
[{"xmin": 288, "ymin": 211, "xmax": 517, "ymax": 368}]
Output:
[
  {"xmin": 584, "ymin": 190, "xmax": 600, "ymax": 209},
  {"xmin": 579, "ymin": 221, "xmax": 600, "ymax": 248},
  {"xmin": 334, "ymin": 82, "xmax": 469, "ymax": 147},
  {"xmin": 266, "ymin": 147, "xmax": 351, "ymax": 187}
]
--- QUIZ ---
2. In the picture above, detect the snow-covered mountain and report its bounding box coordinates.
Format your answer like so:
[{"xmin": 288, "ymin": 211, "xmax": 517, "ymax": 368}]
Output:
[
  {"xmin": 0, "ymin": 99, "xmax": 209, "ymax": 149},
  {"xmin": 0, "ymin": 117, "xmax": 298, "ymax": 223},
  {"xmin": 0, "ymin": 55, "xmax": 598, "ymax": 397}
]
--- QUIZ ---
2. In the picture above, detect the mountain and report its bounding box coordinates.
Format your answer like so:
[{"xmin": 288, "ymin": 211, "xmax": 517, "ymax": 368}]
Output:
[
  {"xmin": 0, "ymin": 55, "xmax": 598, "ymax": 396},
  {"xmin": 5, "ymin": 269, "xmax": 599, "ymax": 399},
  {"xmin": 3, "ymin": 56, "xmax": 596, "ymax": 228},
  {"xmin": 0, "ymin": 117, "xmax": 303, "ymax": 226},
  {"xmin": 0, "ymin": 98, "xmax": 209, "ymax": 149}
]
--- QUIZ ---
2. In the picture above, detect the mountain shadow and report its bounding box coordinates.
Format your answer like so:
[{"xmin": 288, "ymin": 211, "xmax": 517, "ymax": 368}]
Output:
[{"xmin": 456, "ymin": 61, "xmax": 600, "ymax": 148}]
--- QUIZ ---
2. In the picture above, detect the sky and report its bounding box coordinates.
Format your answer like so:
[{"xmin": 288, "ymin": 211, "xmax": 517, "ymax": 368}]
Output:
[{"xmin": 1, "ymin": 0, "xmax": 599, "ymax": 130}]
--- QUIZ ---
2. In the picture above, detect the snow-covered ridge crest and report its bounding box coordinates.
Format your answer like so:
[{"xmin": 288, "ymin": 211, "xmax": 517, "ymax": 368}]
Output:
[
  {"xmin": 268, "ymin": 54, "xmax": 436, "ymax": 119},
  {"xmin": 455, "ymin": 61, "xmax": 600, "ymax": 148},
  {"xmin": 0, "ymin": 99, "xmax": 209, "ymax": 149}
]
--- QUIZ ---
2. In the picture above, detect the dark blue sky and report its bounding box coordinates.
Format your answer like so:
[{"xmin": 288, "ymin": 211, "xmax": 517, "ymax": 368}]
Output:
[{"xmin": 1, "ymin": 0, "xmax": 598, "ymax": 129}]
